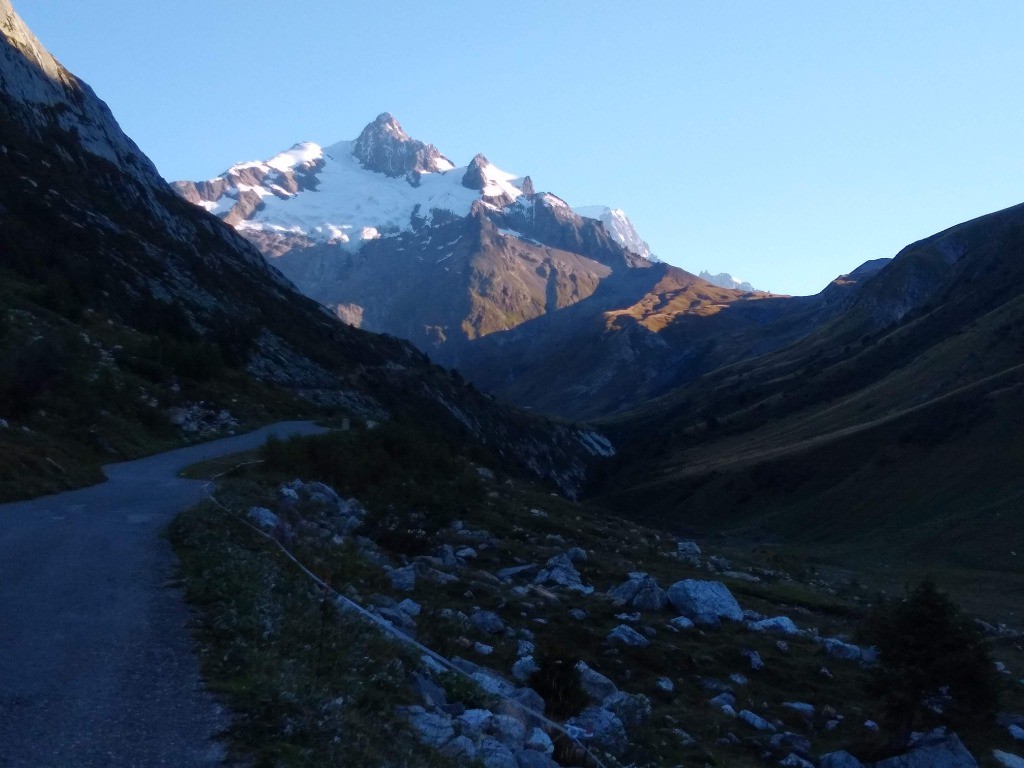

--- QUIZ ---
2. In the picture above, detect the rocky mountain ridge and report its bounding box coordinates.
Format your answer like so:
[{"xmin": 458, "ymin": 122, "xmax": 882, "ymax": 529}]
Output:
[
  {"xmin": 0, "ymin": 1, "xmax": 610, "ymax": 497},
  {"xmin": 176, "ymin": 116, "xmax": 867, "ymax": 418}
]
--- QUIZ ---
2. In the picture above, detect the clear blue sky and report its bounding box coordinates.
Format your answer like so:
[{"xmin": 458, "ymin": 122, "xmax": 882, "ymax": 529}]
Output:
[{"xmin": 19, "ymin": 1, "xmax": 1024, "ymax": 295}]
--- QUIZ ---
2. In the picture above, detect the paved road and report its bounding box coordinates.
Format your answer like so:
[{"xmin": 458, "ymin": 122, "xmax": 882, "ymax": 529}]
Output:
[{"xmin": 0, "ymin": 422, "xmax": 328, "ymax": 768}]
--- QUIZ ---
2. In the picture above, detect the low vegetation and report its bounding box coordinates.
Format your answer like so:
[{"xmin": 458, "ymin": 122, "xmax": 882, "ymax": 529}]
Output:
[
  {"xmin": 171, "ymin": 423, "xmax": 1024, "ymax": 767},
  {"xmin": 860, "ymin": 580, "xmax": 1000, "ymax": 749},
  {"xmin": 0, "ymin": 285, "xmax": 312, "ymax": 501}
]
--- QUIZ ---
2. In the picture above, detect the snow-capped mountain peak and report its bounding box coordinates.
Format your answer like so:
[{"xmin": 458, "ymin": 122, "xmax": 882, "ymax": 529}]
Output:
[
  {"xmin": 351, "ymin": 112, "xmax": 454, "ymax": 178},
  {"xmin": 574, "ymin": 205, "xmax": 655, "ymax": 261},
  {"xmin": 699, "ymin": 271, "xmax": 757, "ymax": 292},
  {"xmin": 461, "ymin": 153, "xmax": 525, "ymax": 202},
  {"xmin": 175, "ymin": 115, "xmax": 535, "ymax": 247}
]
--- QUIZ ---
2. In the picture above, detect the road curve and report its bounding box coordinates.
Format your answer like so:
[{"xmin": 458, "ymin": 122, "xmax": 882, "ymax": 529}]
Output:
[{"xmin": 0, "ymin": 421, "xmax": 329, "ymax": 768}]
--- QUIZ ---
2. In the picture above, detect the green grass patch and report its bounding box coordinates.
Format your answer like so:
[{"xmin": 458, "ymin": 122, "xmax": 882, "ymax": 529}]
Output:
[{"xmin": 169, "ymin": 503, "xmax": 459, "ymax": 768}]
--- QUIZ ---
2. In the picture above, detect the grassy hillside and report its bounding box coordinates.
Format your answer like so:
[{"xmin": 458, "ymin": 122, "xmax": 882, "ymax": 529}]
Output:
[
  {"xmin": 171, "ymin": 426, "xmax": 1024, "ymax": 766},
  {"xmin": 597, "ymin": 203, "xmax": 1024, "ymax": 619}
]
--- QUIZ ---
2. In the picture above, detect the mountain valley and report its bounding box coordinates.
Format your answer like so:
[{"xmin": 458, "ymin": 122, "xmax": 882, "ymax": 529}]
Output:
[{"xmin": 2, "ymin": 2, "xmax": 1024, "ymax": 767}]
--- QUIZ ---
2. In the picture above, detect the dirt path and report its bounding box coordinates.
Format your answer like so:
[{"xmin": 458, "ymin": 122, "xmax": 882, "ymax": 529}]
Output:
[{"xmin": 0, "ymin": 421, "xmax": 328, "ymax": 768}]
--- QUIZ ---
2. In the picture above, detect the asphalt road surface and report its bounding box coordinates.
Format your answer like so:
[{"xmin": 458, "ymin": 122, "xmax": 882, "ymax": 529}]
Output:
[{"xmin": 0, "ymin": 421, "xmax": 328, "ymax": 768}]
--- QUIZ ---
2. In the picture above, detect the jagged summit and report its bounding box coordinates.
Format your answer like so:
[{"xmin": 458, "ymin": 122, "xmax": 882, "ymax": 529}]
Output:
[
  {"xmin": 364, "ymin": 112, "xmax": 409, "ymax": 140},
  {"xmin": 351, "ymin": 112, "xmax": 454, "ymax": 178},
  {"xmin": 461, "ymin": 153, "xmax": 490, "ymax": 190}
]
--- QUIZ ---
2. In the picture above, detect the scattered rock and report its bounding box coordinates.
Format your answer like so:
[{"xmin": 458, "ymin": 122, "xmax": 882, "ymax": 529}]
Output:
[
  {"xmin": 708, "ymin": 555, "xmax": 733, "ymax": 571},
  {"xmin": 669, "ymin": 616, "xmax": 695, "ymax": 630},
  {"xmin": 667, "ymin": 579, "xmax": 743, "ymax": 624},
  {"xmin": 569, "ymin": 608, "xmax": 588, "ymax": 621},
  {"xmin": 609, "ymin": 573, "xmax": 647, "ymax": 603},
  {"xmin": 779, "ymin": 754, "xmax": 815, "ymax": 768},
  {"xmin": 576, "ymin": 661, "xmax": 618, "ymax": 703},
  {"xmin": 534, "ymin": 552, "xmax": 592, "ymax": 594},
  {"xmin": 472, "ymin": 670, "xmax": 517, "ymax": 698},
  {"xmin": 819, "ymin": 751, "xmax": 865, "ymax": 768},
  {"xmin": 471, "ymin": 610, "xmax": 505, "ymax": 635},
  {"xmin": 771, "ymin": 731, "xmax": 812, "ymax": 754},
  {"xmin": 742, "ymin": 649, "xmax": 764, "ymax": 671},
  {"xmin": 708, "ymin": 692, "xmax": 736, "ymax": 710},
  {"xmin": 874, "ymin": 728, "xmax": 978, "ymax": 768},
  {"xmin": 609, "ymin": 572, "xmax": 668, "ymax": 611},
  {"xmin": 822, "ymin": 637, "xmax": 869, "ymax": 662},
  {"xmin": 441, "ymin": 735, "xmax": 478, "ymax": 761},
  {"xmin": 411, "ymin": 673, "xmax": 447, "ymax": 708},
  {"xmin": 404, "ymin": 706, "xmax": 454, "ymax": 747},
  {"xmin": 783, "ymin": 702, "xmax": 814, "ymax": 717},
  {"xmin": 246, "ymin": 506, "xmax": 280, "ymax": 531},
  {"xmin": 1009, "ymin": 724, "xmax": 1024, "ymax": 741},
  {"xmin": 398, "ymin": 598, "xmax": 421, "ymax": 617},
  {"xmin": 566, "ymin": 546, "xmax": 587, "ymax": 562},
  {"xmin": 491, "ymin": 713, "xmax": 527, "ymax": 749},
  {"xmin": 515, "ymin": 750, "xmax": 557, "ymax": 768},
  {"xmin": 458, "ymin": 708, "xmax": 494, "ymax": 736},
  {"xmin": 748, "ymin": 616, "xmax": 801, "ymax": 635},
  {"xmin": 566, "ymin": 707, "xmax": 628, "ymax": 756},
  {"xmin": 512, "ymin": 656, "xmax": 539, "ymax": 683},
  {"xmin": 525, "ymin": 727, "xmax": 554, "ymax": 754},
  {"xmin": 606, "ymin": 624, "xmax": 650, "ymax": 647},
  {"xmin": 497, "ymin": 564, "xmax": 538, "ymax": 581},
  {"xmin": 676, "ymin": 540, "xmax": 702, "ymax": 557},
  {"xmin": 604, "ymin": 691, "xmax": 652, "ymax": 728},
  {"xmin": 633, "ymin": 582, "xmax": 669, "ymax": 612},
  {"xmin": 479, "ymin": 737, "xmax": 518, "ymax": 768},
  {"xmin": 738, "ymin": 709, "xmax": 776, "ymax": 732},
  {"xmin": 508, "ymin": 686, "xmax": 546, "ymax": 716},
  {"xmin": 304, "ymin": 481, "xmax": 340, "ymax": 506},
  {"xmin": 388, "ymin": 565, "xmax": 416, "ymax": 592},
  {"xmin": 433, "ymin": 544, "xmax": 459, "ymax": 569},
  {"xmin": 994, "ymin": 751, "xmax": 1024, "ymax": 768},
  {"xmin": 375, "ymin": 606, "xmax": 417, "ymax": 634},
  {"xmin": 656, "ymin": 676, "xmax": 674, "ymax": 693}
]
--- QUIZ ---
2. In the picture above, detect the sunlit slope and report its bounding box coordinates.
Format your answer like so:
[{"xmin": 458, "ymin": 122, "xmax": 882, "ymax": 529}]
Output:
[{"xmin": 599, "ymin": 201, "xmax": 1024, "ymax": 571}]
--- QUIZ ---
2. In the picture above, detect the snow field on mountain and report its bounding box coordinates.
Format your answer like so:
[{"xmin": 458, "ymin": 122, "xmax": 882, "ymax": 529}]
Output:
[{"xmin": 222, "ymin": 140, "xmax": 523, "ymax": 247}]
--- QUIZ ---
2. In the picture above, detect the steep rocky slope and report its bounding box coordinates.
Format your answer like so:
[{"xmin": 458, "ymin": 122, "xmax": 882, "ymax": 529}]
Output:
[{"xmin": 0, "ymin": 0, "xmax": 608, "ymax": 498}]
